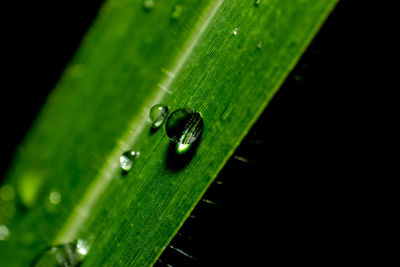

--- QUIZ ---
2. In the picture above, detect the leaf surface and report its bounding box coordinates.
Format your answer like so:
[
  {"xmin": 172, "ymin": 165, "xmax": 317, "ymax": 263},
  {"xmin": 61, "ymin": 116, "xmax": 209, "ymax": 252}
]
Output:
[{"xmin": 0, "ymin": 0, "xmax": 337, "ymax": 265}]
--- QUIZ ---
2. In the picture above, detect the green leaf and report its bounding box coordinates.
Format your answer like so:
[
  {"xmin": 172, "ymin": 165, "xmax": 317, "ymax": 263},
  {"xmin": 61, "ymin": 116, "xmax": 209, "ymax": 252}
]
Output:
[{"xmin": 0, "ymin": 0, "xmax": 337, "ymax": 265}]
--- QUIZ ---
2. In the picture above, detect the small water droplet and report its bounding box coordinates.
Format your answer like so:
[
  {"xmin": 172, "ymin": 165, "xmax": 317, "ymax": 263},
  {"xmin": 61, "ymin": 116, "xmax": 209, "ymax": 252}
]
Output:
[
  {"xmin": 0, "ymin": 225, "xmax": 10, "ymax": 240},
  {"xmin": 165, "ymin": 109, "xmax": 204, "ymax": 148},
  {"xmin": 255, "ymin": 0, "xmax": 262, "ymax": 7},
  {"xmin": 142, "ymin": 0, "xmax": 155, "ymax": 11},
  {"xmin": 170, "ymin": 4, "xmax": 184, "ymax": 20},
  {"xmin": 31, "ymin": 239, "xmax": 90, "ymax": 267},
  {"xmin": 150, "ymin": 104, "xmax": 169, "ymax": 128},
  {"xmin": 49, "ymin": 190, "xmax": 61, "ymax": 205},
  {"xmin": 76, "ymin": 239, "xmax": 91, "ymax": 257},
  {"xmin": 233, "ymin": 27, "xmax": 239, "ymax": 36},
  {"xmin": 120, "ymin": 151, "xmax": 139, "ymax": 172},
  {"xmin": 257, "ymin": 40, "xmax": 263, "ymax": 49}
]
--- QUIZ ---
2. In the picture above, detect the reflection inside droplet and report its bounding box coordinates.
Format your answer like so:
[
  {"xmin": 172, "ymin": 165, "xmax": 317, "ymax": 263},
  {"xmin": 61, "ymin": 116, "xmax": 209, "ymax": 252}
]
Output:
[
  {"xmin": 165, "ymin": 109, "xmax": 204, "ymax": 146},
  {"xmin": 177, "ymin": 143, "xmax": 190, "ymax": 154}
]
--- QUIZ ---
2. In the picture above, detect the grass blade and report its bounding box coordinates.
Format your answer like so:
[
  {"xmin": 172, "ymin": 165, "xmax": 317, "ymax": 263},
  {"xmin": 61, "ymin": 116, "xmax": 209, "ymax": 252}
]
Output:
[{"xmin": 0, "ymin": 0, "xmax": 337, "ymax": 266}]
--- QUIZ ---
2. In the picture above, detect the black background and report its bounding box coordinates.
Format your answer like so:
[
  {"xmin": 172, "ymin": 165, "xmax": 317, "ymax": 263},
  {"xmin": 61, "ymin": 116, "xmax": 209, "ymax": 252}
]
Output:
[{"xmin": 0, "ymin": 1, "xmax": 363, "ymax": 265}]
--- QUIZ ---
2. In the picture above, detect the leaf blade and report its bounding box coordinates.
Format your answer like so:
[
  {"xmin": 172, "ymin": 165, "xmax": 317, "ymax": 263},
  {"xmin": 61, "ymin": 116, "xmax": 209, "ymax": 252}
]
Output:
[{"xmin": 0, "ymin": 0, "xmax": 337, "ymax": 266}]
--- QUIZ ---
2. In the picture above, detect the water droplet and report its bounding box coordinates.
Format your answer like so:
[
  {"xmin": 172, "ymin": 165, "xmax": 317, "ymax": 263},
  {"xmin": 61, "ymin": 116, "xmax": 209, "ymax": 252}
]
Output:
[
  {"xmin": 233, "ymin": 27, "xmax": 239, "ymax": 36},
  {"xmin": 170, "ymin": 4, "xmax": 184, "ymax": 20},
  {"xmin": 49, "ymin": 190, "xmax": 61, "ymax": 205},
  {"xmin": 165, "ymin": 109, "xmax": 204, "ymax": 147},
  {"xmin": 255, "ymin": 0, "xmax": 262, "ymax": 6},
  {"xmin": 142, "ymin": 0, "xmax": 155, "ymax": 11},
  {"xmin": 150, "ymin": 104, "xmax": 169, "ymax": 128},
  {"xmin": 76, "ymin": 239, "xmax": 91, "ymax": 257},
  {"xmin": 257, "ymin": 40, "xmax": 263, "ymax": 49},
  {"xmin": 31, "ymin": 239, "xmax": 90, "ymax": 267},
  {"xmin": 0, "ymin": 184, "xmax": 15, "ymax": 201},
  {"xmin": 120, "ymin": 151, "xmax": 139, "ymax": 172},
  {"xmin": 0, "ymin": 225, "xmax": 9, "ymax": 240}
]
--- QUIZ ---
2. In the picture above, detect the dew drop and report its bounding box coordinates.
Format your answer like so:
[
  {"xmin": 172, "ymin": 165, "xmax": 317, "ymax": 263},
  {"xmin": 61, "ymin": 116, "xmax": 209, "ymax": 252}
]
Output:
[
  {"xmin": 0, "ymin": 225, "xmax": 10, "ymax": 240},
  {"xmin": 255, "ymin": 0, "xmax": 262, "ymax": 6},
  {"xmin": 119, "ymin": 150, "xmax": 139, "ymax": 172},
  {"xmin": 170, "ymin": 4, "xmax": 184, "ymax": 20},
  {"xmin": 257, "ymin": 40, "xmax": 263, "ymax": 49},
  {"xmin": 165, "ymin": 109, "xmax": 204, "ymax": 147},
  {"xmin": 31, "ymin": 239, "xmax": 90, "ymax": 267},
  {"xmin": 49, "ymin": 190, "xmax": 61, "ymax": 205},
  {"xmin": 76, "ymin": 239, "xmax": 91, "ymax": 257},
  {"xmin": 233, "ymin": 27, "xmax": 239, "ymax": 36},
  {"xmin": 142, "ymin": 0, "xmax": 155, "ymax": 11},
  {"xmin": 149, "ymin": 104, "xmax": 169, "ymax": 129}
]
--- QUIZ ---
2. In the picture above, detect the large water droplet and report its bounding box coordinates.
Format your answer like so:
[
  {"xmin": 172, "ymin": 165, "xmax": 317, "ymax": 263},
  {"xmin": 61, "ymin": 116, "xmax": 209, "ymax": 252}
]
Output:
[
  {"xmin": 119, "ymin": 151, "xmax": 139, "ymax": 172},
  {"xmin": 150, "ymin": 104, "xmax": 169, "ymax": 129},
  {"xmin": 142, "ymin": 0, "xmax": 155, "ymax": 11},
  {"xmin": 255, "ymin": 0, "xmax": 262, "ymax": 7},
  {"xmin": 165, "ymin": 109, "xmax": 204, "ymax": 147},
  {"xmin": 170, "ymin": 4, "xmax": 184, "ymax": 20},
  {"xmin": 31, "ymin": 239, "xmax": 90, "ymax": 267}
]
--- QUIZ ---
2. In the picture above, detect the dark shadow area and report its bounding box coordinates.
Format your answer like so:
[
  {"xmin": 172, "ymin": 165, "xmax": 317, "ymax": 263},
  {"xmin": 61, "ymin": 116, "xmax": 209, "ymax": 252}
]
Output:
[
  {"xmin": 121, "ymin": 170, "xmax": 129, "ymax": 177},
  {"xmin": 149, "ymin": 126, "xmax": 160, "ymax": 135},
  {"xmin": 0, "ymin": 0, "xmax": 105, "ymax": 181}
]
